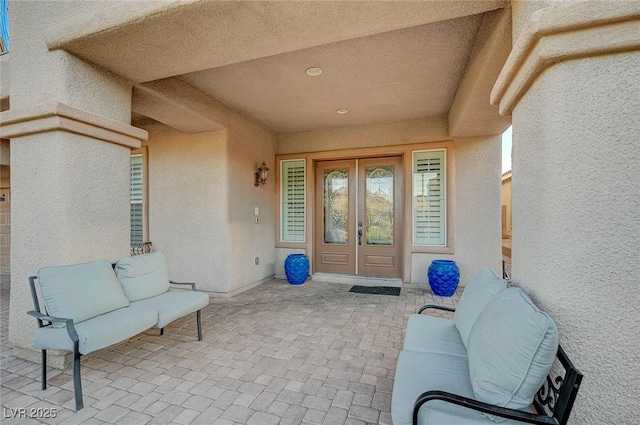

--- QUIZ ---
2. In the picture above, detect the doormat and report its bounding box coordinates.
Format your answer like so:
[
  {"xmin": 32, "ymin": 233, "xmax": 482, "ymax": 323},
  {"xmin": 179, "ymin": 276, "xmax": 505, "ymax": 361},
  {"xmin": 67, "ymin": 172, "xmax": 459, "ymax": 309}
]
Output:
[{"xmin": 349, "ymin": 285, "xmax": 401, "ymax": 296}]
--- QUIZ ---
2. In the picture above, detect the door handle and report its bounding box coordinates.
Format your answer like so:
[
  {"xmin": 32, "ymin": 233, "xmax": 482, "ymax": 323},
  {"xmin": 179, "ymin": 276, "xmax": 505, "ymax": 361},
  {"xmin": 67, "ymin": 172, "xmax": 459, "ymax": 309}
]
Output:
[{"xmin": 358, "ymin": 229, "xmax": 363, "ymax": 246}]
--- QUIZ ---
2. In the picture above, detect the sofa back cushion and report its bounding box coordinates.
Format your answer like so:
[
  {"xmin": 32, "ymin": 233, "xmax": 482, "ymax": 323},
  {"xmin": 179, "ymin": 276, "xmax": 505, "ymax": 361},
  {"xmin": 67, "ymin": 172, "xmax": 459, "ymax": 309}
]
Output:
[
  {"xmin": 38, "ymin": 259, "xmax": 129, "ymax": 323},
  {"xmin": 115, "ymin": 252, "xmax": 171, "ymax": 301},
  {"xmin": 467, "ymin": 287, "xmax": 558, "ymax": 411},
  {"xmin": 454, "ymin": 268, "xmax": 506, "ymax": 347}
]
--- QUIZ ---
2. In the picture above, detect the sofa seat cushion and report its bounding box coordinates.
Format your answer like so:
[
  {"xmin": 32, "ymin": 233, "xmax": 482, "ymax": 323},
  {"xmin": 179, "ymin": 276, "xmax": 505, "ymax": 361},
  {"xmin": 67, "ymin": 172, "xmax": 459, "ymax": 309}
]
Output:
[
  {"xmin": 115, "ymin": 252, "xmax": 171, "ymax": 301},
  {"xmin": 392, "ymin": 351, "xmax": 478, "ymax": 425},
  {"xmin": 38, "ymin": 259, "xmax": 130, "ymax": 324},
  {"xmin": 392, "ymin": 351, "xmax": 534, "ymax": 425},
  {"xmin": 403, "ymin": 314, "xmax": 467, "ymax": 358},
  {"xmin": 32, "ymin": 304, "xmax": 158, "ymax": 355},
  {"xmin": 467, "ymin": 287, "xmax": 558, "ymax": 411},
  {"xmin": 454, "ymin": 268, "xmax": 506, "ymax": 348},
  {"xmin": 130, "ymin": 289, "xmax": 209, "ymax": 328}
]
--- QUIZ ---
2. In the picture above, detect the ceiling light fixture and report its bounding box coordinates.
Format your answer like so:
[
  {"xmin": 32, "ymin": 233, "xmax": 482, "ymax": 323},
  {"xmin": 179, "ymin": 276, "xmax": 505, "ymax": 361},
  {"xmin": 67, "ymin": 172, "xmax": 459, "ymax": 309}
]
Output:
[
  {"xmin": 336, "ymin": 109, "xmax": 349, "ymax": 115},
  {"xmin": 305, "ymin": 67, "xmax": 323, "ymax": 77}
]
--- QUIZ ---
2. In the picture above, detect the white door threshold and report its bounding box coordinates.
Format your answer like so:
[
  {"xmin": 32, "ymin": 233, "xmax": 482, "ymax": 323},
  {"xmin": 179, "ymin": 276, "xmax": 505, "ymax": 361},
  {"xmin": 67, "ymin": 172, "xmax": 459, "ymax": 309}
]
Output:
[{"xmin": 311, "ymin": 273, "xmax": 403, "ymax": 288}]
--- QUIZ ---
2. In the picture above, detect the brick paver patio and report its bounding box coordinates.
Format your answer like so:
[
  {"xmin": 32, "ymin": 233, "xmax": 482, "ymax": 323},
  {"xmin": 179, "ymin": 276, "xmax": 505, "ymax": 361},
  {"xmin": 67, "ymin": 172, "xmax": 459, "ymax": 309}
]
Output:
[{"xmin": 1, "ymin": 274, "xmax": 461, "ymax": 425}]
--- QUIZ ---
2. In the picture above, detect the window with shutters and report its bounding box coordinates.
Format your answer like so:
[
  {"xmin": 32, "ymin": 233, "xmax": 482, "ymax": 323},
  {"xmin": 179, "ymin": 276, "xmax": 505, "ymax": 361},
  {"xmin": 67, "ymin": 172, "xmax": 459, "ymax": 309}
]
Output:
[
  {"xmin": 130, "ymin": 153, "xmax": 145, "ymax": 247},
  {"xmin": 413, "ymin": 149, "xmax": 446, "ymax": 246},
  {"xmin": 280, "ymin": 159, "xmax": 306, "ymax": 243}
]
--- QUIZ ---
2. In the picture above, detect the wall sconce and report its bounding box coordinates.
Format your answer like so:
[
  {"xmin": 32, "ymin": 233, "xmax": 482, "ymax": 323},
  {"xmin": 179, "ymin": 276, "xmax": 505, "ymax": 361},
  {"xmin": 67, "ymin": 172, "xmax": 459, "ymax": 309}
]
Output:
[{"xmin": 254, "ymin": 161, "xmax": 270, "ymax": 187}]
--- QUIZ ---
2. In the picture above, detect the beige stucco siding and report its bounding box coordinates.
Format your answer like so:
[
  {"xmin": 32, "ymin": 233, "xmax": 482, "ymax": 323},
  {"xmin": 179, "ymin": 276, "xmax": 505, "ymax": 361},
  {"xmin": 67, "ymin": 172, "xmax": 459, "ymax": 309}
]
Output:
[
  {"xmin": 501, "ymin": 172, "xmax": 512, "ymax": 238},
  {"xmin": 9, "ymin": 1, "xmax": 132, "ymax": 121},
  {"xmin": 226, "ymin": 117, "xmax": 277, "ymax": 295},
  {"xmin": 142, "ymin": 122, "xmax": 230, "ymax": 295},
  {"xmin": 277, "ymin": 116, "xmax": 449, "ymax": 155},
  {"xmin": 9, "ymin": 132, "xmax": 132, "ymax": 363},
  {"xmin": 141, "ymin": 117, "xmax": 276, "ymax": 297},
  {"xmin": 512, "ymin": 52, "xmax": 640, "ymax": 425}
]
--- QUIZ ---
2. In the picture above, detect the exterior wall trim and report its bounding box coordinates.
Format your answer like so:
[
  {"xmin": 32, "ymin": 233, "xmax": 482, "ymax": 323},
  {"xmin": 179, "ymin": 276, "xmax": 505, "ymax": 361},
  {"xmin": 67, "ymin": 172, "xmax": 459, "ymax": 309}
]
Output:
[
  {"xmin": 0, "ymin": 102, "xmax": 147, "ymax": 148},
  {"xmin": 491, "ymin": 2, "xmax": 640, "ymax": 115}
]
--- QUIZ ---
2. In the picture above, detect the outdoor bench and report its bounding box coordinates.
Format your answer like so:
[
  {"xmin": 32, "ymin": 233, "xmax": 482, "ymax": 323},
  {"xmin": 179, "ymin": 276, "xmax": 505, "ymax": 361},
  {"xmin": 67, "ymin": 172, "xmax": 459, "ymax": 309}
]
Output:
[
  {"xmin": 392, "ymin": 268, "xmax": 583, "ymax": 425},
  {"xmin": 27, "ymin": 251, "xmax": 209, "ymax": 411}
]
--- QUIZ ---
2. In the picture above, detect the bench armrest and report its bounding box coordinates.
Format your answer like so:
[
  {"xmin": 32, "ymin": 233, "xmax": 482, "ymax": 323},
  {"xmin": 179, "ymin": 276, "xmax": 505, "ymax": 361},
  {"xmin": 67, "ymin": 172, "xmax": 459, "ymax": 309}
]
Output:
[
  {"xmin": 170, "ymin": 281, "xmax": 197, "ymax": 291},
  {"xmin": 27, "ymin": 311, "xmax": 79, "ymax": 343},
  {"xmin": 417, "ymin": 304, "xmax": 456, "ymax": 314},
  {"xmin": 413, "ymin": 390, "xmax": 558, "ymax": 425}
]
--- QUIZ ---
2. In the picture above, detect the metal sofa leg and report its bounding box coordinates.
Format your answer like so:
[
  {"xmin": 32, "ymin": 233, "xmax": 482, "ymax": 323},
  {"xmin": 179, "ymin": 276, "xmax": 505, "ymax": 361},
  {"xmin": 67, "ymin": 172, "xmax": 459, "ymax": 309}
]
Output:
[
  {"xmin": 41, "ymin": 350, "xmax": 47, "ymax": 390},
  {"xmin": 72, "ymin": 343, "xmax": 84, "ymax": 411},
  {"xmin": 197, "ymin": 310, "xmax": 202, "ymax": 341}
]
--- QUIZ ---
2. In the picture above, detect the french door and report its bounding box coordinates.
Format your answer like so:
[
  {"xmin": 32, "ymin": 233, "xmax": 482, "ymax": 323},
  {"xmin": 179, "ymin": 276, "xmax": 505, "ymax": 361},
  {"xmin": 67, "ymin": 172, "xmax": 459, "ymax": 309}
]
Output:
[{"xmin": 314, "ymin": 157, "xmax": 403, "ymax": 277}]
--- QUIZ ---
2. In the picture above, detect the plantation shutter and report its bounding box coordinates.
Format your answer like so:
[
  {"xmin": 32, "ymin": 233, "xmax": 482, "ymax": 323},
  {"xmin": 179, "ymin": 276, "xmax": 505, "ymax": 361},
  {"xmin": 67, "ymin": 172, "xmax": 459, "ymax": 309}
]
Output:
[
  {"xmin": 413, "ymin": 150, "xmax": 446, "ymax": 246},
  {"xmin": 130, "ymin": 154, "xmax": 144, "ymax": 246},
  {"xmin": 281, "ymin": 159, "xmax": 306, "ymax": 242}
]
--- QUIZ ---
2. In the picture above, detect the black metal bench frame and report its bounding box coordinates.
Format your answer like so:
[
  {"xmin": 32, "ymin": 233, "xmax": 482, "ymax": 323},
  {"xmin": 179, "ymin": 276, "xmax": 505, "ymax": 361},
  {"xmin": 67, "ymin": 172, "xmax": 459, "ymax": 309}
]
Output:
[{"xmin": 412, "ymin": 304, "xmax": 583, "ymax": 425}]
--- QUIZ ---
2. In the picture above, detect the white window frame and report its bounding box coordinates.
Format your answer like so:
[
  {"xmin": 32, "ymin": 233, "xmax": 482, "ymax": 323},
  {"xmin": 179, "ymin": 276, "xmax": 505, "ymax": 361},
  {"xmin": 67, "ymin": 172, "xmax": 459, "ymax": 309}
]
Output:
[
  {"xmin": 412, "ymin": 149, "xmax": 447, "ymax": 247},
  {"xmin": 280, "ymin": 159, "xmax": 306, "ymax": 243}
]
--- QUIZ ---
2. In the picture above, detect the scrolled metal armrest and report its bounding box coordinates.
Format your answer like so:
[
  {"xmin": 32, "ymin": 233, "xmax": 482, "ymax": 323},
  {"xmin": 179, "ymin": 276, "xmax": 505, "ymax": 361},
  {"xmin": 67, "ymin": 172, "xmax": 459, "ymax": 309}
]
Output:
[
  {"xmin": 170, "ymin": 281, "xmax": 197, "ymax": 291},
  {"xmin": 27, "ymin": 311, "xmax": 79, "ymax": 343},
  {"xmin": 413, "ymin": 390, "xmax": 558, "ymax": 425},
  {"xmin": 417, "ymin": 304, "xmax": 456, "ymax": 314}
]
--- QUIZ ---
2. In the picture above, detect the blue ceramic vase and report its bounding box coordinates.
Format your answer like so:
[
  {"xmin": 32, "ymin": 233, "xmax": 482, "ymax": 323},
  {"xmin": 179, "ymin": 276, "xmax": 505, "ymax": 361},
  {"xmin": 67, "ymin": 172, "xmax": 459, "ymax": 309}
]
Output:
[
  {"xmin": 284, "ymin": 254, "xmax": 309, "ymax": 285},
  {"xmin": 427, "ymin": 259, "xmax": 460, "ymax": 296}
]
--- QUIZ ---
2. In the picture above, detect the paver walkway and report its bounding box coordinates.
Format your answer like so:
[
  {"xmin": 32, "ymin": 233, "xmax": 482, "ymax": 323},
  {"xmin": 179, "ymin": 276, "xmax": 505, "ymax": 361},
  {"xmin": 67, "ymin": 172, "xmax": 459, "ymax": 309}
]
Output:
[{"xmin": 1, "ymin": 274, "xmax": 460, "ymax": 425}]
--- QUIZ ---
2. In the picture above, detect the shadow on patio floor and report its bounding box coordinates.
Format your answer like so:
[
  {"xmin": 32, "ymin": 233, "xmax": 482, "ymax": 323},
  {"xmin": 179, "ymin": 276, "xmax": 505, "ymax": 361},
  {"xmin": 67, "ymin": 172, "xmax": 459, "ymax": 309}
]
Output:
[{"xmin": 1, "ymin": 274, "xmax": 460, "ymax": 425}]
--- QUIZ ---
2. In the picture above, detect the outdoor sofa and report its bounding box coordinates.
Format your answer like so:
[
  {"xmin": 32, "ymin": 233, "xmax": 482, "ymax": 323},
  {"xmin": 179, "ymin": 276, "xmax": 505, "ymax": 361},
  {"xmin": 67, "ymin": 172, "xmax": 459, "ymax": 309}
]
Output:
[
  {"xmin": 27, "ymin": 252, "xmax": 209, "ymax": 410},
  {"xmin": 392, "ymin": 268, "xmax": 583, "ymax": 425}
]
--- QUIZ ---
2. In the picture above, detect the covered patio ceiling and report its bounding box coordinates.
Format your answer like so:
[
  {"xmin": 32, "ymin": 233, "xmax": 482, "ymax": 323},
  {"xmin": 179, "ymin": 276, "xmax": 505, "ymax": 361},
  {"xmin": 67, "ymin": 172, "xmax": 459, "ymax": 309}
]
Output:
[{"xmin": 45, "ymin": 0, "xmax": 512, "ymax": 137}]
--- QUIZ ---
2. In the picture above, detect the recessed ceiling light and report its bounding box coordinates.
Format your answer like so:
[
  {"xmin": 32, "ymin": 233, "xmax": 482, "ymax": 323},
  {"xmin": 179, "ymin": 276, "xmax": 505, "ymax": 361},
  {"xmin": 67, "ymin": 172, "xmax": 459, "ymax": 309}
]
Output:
[
  {"xmin": 305, "ymin": 67, "xmax": 323, "ymax": 77},
  {"xmin": 336, "ymin": 108, "xmax": 349, "ymax": 115}
]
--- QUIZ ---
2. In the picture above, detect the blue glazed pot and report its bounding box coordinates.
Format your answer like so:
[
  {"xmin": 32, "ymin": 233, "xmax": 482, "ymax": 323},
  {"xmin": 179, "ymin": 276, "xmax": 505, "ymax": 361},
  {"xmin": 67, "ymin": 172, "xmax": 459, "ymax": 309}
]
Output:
[
  {"xmin": 284, "ymin": 254, "xmax": 309, "ymax": 285},
  {"xmin": 427, "ymin": 259, "xmax": 460, "ymax": 296}
]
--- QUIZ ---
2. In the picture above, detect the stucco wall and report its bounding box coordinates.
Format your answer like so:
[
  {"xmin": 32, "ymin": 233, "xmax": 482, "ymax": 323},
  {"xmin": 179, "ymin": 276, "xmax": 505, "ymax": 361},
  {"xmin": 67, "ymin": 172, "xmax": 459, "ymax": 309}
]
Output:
[
  {"xmin": 6, "ymin": 0, "xmax": 137, "ymax": 367},
  {"xmin": 225, "ymin": 117, "xmax": 277, "ymax": 295},
  {"xmin": 411, "ymin": 136, "xmax": 503, "ymax": 285},
  {"xmin": 9, "ymin": 1, "xmax": 132, "ymax": 121},
  {"xmin": 142, "ymin": 122, "xmax": 230, "ymax": 295},
  {"xmin": 277, "ymin": 116, "xmax": 448, "ymax": 154},
  {"xmin": 501, "ymin": 173, "xmax": 512, "ymax": 238},
  {"xmin": 510, "ymin": 0, "xmax": 557, "ymax": 45},
  {"xmin": 512, "ymin": 52, "xmax": 640, "ymax": 424},
  {"xmin": 142, "ymin": 117, "xmax": 276, "ymax": 296},
  {"xmin": 9, "ymin": 133, "xmax": 131, "ymax": 364}
]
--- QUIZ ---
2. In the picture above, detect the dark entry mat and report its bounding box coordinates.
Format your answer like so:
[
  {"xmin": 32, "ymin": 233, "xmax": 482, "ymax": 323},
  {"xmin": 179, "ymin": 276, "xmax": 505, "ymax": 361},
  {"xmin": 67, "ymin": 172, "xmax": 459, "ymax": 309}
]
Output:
[{"xmin": 349, "ymin": 285, "xmax": 401, "ymax": 296}]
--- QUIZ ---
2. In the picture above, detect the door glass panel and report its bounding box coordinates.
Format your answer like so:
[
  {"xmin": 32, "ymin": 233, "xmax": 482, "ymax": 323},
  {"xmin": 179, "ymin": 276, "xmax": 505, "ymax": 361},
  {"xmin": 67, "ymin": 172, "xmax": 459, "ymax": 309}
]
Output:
[
  {"xmin": 324, "ymin": 169, "xmax": 349, "ymax": 244},
  {"xmin": 365, "ymin": 166, "xmax": 394, "ymax": 245}
]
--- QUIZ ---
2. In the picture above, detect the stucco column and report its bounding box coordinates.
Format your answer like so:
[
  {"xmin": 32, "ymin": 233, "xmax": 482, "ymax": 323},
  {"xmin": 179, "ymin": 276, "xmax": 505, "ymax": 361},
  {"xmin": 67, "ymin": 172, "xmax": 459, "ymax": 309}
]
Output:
[
  {"xmin": 492, "ymin": 2, "xmax": 640, "ymax": 424},
  {"xmin": 0, "ymin": 1, "xmax": 147, "ymax": 367}
]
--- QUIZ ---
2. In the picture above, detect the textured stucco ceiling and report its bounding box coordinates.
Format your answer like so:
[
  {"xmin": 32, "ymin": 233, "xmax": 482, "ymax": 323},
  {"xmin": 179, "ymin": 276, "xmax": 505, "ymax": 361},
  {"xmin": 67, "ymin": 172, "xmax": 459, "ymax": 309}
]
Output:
[
  {"xmin": 43, "ymin": 0, "xmax": 511, "ymax": 136},
  {"xmin": 179, "ymin": 15, "xmax": 482, "ymax": 133}
]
